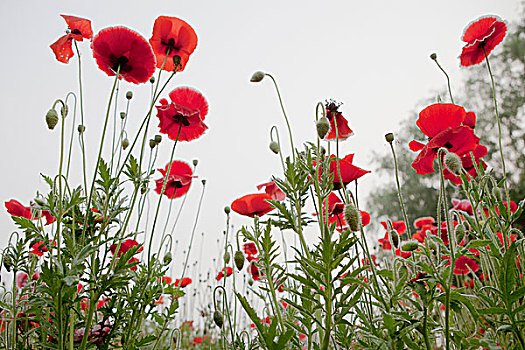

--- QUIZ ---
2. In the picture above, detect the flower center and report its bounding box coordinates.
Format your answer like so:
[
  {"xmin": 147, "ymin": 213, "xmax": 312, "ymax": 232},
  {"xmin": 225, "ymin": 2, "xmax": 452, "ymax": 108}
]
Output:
[
  {"xmin": 172, "ymin": 114, "xmax": 191, "ymax": 126},
  {"xmin": 112, "ymin": 56, "xmax": 130, "ymax": 73},
  {"xmin": 71, "ymin": 29, "xmax": 82, "ymax": 35},
  {"xmin": 162, "ymin": 38, "xmax": 181, "ymax": 54}
]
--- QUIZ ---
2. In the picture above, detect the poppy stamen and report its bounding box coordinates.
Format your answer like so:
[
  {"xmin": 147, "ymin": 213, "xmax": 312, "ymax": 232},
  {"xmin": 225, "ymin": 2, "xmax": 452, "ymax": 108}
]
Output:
[
  {"xmin": 173, "ymin": 114, "xmax": 191, "ymax": 126},
  {"xmin": 112, "ymin": 56, "xmax": 129, "ymax": 73}
]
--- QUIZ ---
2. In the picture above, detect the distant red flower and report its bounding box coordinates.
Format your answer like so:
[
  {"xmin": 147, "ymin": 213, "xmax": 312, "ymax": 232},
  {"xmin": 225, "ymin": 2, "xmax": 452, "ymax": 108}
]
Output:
[
  {"xmin": 249, "ymin": 262, "xmax": 261, "ymax": 281},
  {"xmin": 495, "ymin": 200, "xmax": 518, "ymax": 216},
  {"xmin": 162, "ymin": 276, "xmax": 172, "ymax": 284},
  {"xmin": 110, "ymin": 239, "xmax": 143, "ymax": 257},
  {"xmin": 378, "ymin": 232, "xmax": 392, "ymax": 250},
  {"xmin": 430, "ymin": 221, "xmax": 458, "ymax": 245},
  {"xmin": 92, "ymin": 26, "xmax": 155, "ymax": 84},
  {"xmin": 243, "ymin": 243, "xmax": 258, "ymax": 256},
  {"xmin": 16, "ymin": 272, "xmax": 29, "ymax": 289},
  {"xmin": 155, "ymin": 161, "xmax": 193, "ymax": 199},
  {"xmin": 174, "ymin": 277, "xmax": 192, "ymax": 288},
  {"xmin": 444, "ymin": 255, "xmax": 480, "ymax": 275},
  {"xmin": 324, "ymin": 100, "xmax": 354, "ymax": 141},
  {"xmin": 380, "ymin": 221, "xmax": 407, "ymax": 235},
  {"xmin": 29, "ymin": 241, "xmax": 49, "ymax": 257},
  {"xmin": 452, "ymin": 198, "xmax": 474, "ymax": 216},
  {"xmin": 50, "ymin": 15, "xmax": 92, "ymax": 63},
  {"xmin": 410, "ymin": 104, "xmax": 480, "ymax": 175},
  {"xmin": 414, "ymin": 217, "xmax": 435, "ymax": 229},
  {"xmin": 156, "ymin": 87, "xmax": 209, "ymax": 142},
  {"xmin": 257, "ymin": 181, "xmax": 285, "ymax": 201},
  {"xmin": 496, "ymin": 231, "xmax": 517, "ymax": 248},
  {"xmin": 193, "ymin": 337, "xmax": 203, "ymax": 344},
  {"xmin": 409, "ymin": 272, "xmax": 429, "ymax": 283},
  {"xmin": 216, "ymin": 267, "xmax": 233, "ymax": 281},
  {"xmin": 395, "ymin": 247, "xmax": 412, "ymax": 259},
  {"xmin": 231, "ymin": 193, "xmax": 274, "ymax": 217},
  {"xmin": 41, "ymin": 210, "xmax": 55, "ymax": 225},
  {"xmin": 5, "ymin": 200, "xmax": 34, "ymax": 219},
  {"xmin": 328, "ymin": 154, "xmax": 370, "ymax": 190},
  {"xmin": 460, "ymin": 16, "xmax": 507, "ymax": 67},
  {"xmin": 149, "ymin": 16, "xmax": 198, "ymax": 72}
]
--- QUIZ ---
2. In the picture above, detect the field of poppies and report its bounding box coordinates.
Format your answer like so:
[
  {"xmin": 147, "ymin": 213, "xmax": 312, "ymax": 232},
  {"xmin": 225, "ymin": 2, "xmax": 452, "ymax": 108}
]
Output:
[{"xmin": 1, "ymin": 13, "xmax": 524, "ymax": 350}]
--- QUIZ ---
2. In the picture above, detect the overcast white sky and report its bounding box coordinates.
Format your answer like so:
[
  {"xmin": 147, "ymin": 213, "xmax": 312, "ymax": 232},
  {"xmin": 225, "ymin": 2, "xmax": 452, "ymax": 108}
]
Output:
[{"xmin": 0, "ymin": 0, "xmax": 521, "ymax": 285}]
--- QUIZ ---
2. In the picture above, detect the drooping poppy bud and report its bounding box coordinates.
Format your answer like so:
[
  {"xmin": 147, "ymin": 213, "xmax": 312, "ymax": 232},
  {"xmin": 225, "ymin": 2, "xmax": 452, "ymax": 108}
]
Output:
[
  {"xmin": 316, "ymin": 117, "xmax": 330, "ymax": 139},
  {"xmin": 444, "ymin": 152, "xmax": 463, "ymax": 176},
  {"xmin": 122, "ymin": 138, "xmax": 130, "ymax": 150},
  {"xmin": 234, "ymin": 251, "xmax": 245, "ymax": 271},
  {"xmin": 269, "ymin": 141, "xmax": 280, "ymax": 154},
  {"xmin": 492, "ymin": 187, "xmax": 502, "ymax": 202},
  {"xmin": 344, "ymin": 203, "xmax": 360, "ymax": 232},
  {"xmin": 250, "ymin": 71, "xmax": 265, "ymax": 83},
  {"xmin": 163, "ymin": 252, "xmax": 172, "ymax": 265},
  {"xmin": 391, "ymin": 230, "xmax": 399, "ymax": 249},
  {"xmin": 401, "ymin": 241, "xmax": 419, "ymax": 252},
  {"xmin": 213, "ymin": 310, "xmax": 223, "ymax": 328},
  {"xmin": 46, "ymin": 109, "xmax": 59, "ymax": 130},
  {"xmin": 224, "ymin": 251, "xmax": 231, "ymax": 264},
  {"xmin": 454, "ymin": 224, "xmax": 465, "ymax": 244}
]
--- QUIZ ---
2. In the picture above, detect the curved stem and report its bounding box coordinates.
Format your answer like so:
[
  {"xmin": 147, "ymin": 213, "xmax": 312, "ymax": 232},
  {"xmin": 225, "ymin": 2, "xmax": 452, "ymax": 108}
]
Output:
[
  {"xmin": 432, "ymin": 57, "xmax": 454, "ymax": 104},
  {"xmin": 388, "ymin": 140, "xmax": 412, "ymax": 237}
]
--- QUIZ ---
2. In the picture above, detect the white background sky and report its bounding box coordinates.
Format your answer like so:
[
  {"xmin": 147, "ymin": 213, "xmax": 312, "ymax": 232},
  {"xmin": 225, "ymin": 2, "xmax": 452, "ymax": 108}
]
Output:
[{"xmin": 0, "ymin": 0, "xmax": 521, "ymax": 292}]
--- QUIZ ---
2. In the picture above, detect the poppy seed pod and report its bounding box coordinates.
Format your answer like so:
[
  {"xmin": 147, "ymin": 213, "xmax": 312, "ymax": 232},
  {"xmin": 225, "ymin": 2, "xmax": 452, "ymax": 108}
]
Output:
[
  {"xmin": 77, "ymin": 125, "xmax": 86, "ymax": 133},
  {"xmin": 250, "ymin": 71, "xmax": 265, "ymax": 83},
  {"xmin": 344, "ymin": 203, "xmax": 360, "ymax": 232},
  {"xmin": 150, "ymin": 76, "xmax": 155, "ymax": 84},
  {"xmin": 316, "ymin": 117, "xmax": 330, "ymax": 139},
  {"xmin": 385, "ymin": 133, "xmax": 394, "ymax": 143},
  {"xmin": 122, "ymin": 138, "xmax": 130, "ymax": 150},
  {"xmin": 213, "ymin": 310, "xmax": 223, "ymax": 328},
  {"xmin": 224, "ymin": 251, "xmax": 231, "ymax": 264},
  {"xmin": 120, "ymin": 112, "xmax": 126, "ymax": 119},
  {"xmin": 141, "ymin": 183, "xmax": 148, "ymax": 194},
  {"xmin": 3, "ymin": 255, "xmax": 13, "ymax": 272},
  {"xmin": 401, "ymin": 241, "xmax": 419, "ymax": 252},
  {"xmin": 224, "ymin": 206, "xmax": 230, "ymax": 214},
  {"xmin": 430, "ymin": 53, "xmax": 437, "ymax": 61},
  {"xmin": 45, "ymin": 109, "xmax": 59, "ymax": 130},
  {"xmin": 154, "ymin": 135, "xmax": 162, "ymax": 144},
  {"xmin": 234, "ymin": 251, "xmax": 244, "ymax": 271},
  {"xmin": 391, "ymin": 230, "xmax": 400, "ymax": 249},
  {"xmin": 173, "ymin": 55, "xmax": 181, "ymax": 68},
  {"xmin": 444, "ymin": 152, "xmax": 463, "ymax": 175},
  {"xmin": 149, "ymin": 139, "xmax": 157, "ymax": 149},
  {"xmin": 126, "ymin": 91, "xmax": 133, "ymax": 100},
  {"xmin": 193, "ymin": 159, "xmax": 199, "ymax": 167},
  {"xmin": 269, "ymin": 141, "xmax": 280, "ymax": 154}
]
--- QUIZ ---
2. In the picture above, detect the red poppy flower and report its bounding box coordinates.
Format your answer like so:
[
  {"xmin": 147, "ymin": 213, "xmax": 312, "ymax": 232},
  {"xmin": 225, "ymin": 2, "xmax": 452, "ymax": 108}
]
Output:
[
  {"xmin": 495, "ymin": 201, "xmax": 518, "ymax": 216},
  {"xmin": 443, "ymin": 144, "xmax": 487, "ymax": 185},
  {"xmin": 127, "ymin": 257, "xmax": 140, "ymax": 271},
  {"xmin": 243, "ymin": 243, "xmax": 258, "ymax": 256},
  {"xmin": 29, "ymin": 241, "xmax": 49, "ymax": 257},
  {"xmin": 231, "ymin": 193, "xmax": 274, "ymax": 217},
  {"xmin": 16, "ymin": 272, "xmax": 29, "ymax": 289},
  {"xmin": 414, "ymin": 217, "xmax": 435, "ymax": 229},
  {"xmin": 395, "ymin": 247, "xmax": 412, "ymax": 259},
  {"xmin": 161, "ymin": 276, "xmax": 172, "ymax": 284},
  {"xmin": 156, "ymin": 87, "xmax": 209, "ymax": 142},
  {"xmin": 460, "ymin": 16, "xmax": 507, "ymax": 67},
  {"xmin": 430, "ymin": 221, "xmax": 459, "ymax": 245},
  {"xmin": 380, "ymin": 221, "xmax": 407, "ymax": 235},
  {"xmin": 110, "ymin": 239, "xmax": 143, "ymax": 257},
  {"xmin": 92, "ymin": 26, "xmax": 156, "ymax": 84},
  {"xmin": 257, "ymin": 181, "xmax": 285, "ymax": 201},
  {"xmin": 155, "ymin": 160, "xmax": 193, "ymax": 199},
  {"xmin": 246, "ymin": 254, "xmax": 258, "ymax": 262},
  {"xmin": 193, "ymin": 337, "xmax": 203, "ymax": 344},
  {"xmin": 324, "ymin": 100, "xmax": 354, "ymax": 141},
  {"xmin": 174, "ymin": 277, "xmax": 192, "ymax": 288},
  {"xmin": 50, "ymin": 15, "xmax": 92, "ymax": 63},
  {"xmin": 249, "ymin": 262, "xmax": 262, "ymax": 281},
  {"xmin": 149, "ymin": 16, "xmax": 198, "ymax": 72},
  {"xmin": 326, "ymin": 154, "xmax": 371, "ymax": 190},
  {"xmin": 216, "ymin": 267, "xmax": 233, "ymax": 281},
  {"xmin": 319, "ymin": 193, "xmax": 369, "ymax": 232},
  {"xmin": 444, "ymin": 255, "xmax": 480, "ymax": 275},
  {"xmin": 378, "ymin": 232, "xmax": 392, "ymax": 250},
  {"xmin": 496, "ymin": 231, "xmax": 517, "ymax": 248},
  {"xmin": 452, "ymin": 198, "xmax": 474, "ymax": 216},
  {"xmin": 410, "ymin": 104, "xmax": 480, "ymax": 175},
  {"xmin": 5, "ymin": 200, "xmax": 34, "ymax": 219}
]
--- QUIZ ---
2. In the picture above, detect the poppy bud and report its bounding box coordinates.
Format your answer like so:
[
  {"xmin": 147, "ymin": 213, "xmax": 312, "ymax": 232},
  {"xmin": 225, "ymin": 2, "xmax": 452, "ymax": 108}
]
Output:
[
  {"xmin": 444, "ymin": 152, "xmax": 463, "ymax": 175},
  {"xmin": 385, "ymin": 133, "xmax": 394, "ymax": 143},
  {"xmin": 250, "ymin": 71, "xmax": 265, "ymax": 83},
  {"xmin": 46, "ymin": 109, "xmax": 59, "ymax": 130},
  {"xmin": 150, "ymin": 76, "xmax": 155, "ymax": 84},
  {"xmin": 398, "ymin": 265, "xmax": 408, "ymax": 280},
  {"xmin": 126, "ymin": 91, "xmax": 133, "ymax": 100},
  {"xmin": 391, "ymin": 230, "xmax": 399, "ymax": 249},
  {"xmin": 269, "ymin": 141, "xmax": 280, "ymax": 154},
  {"xmin": 3, "ymin": 255, "xmax": 12, "ymax": 272},
  {"xmin": 163, "ymin": 252, "xmax": 172, "ymax": 265},
  {"xmin": 492, "ymin": 187, "xmax": 501, "ymax": 202},
  {"xmin": 120, "ymin": 112, "xmax": 126, "ymax": 119},
  {"xmin": 141, "ymin": 183, "xmax": 148, "ymax": 194},
  {"xmin": 213, "ymin": 310, "xmax": 223, "ymax": 328},
  {"xmin": 454, "ymin": 224, "xmax": 465, "ymax": 244},
  {"xmin": 224, "ymin": 251, "xmax": 231, "ymax": 264},
  {"xmin": 344, "ymin": 203, "xmax": 360, "ymax": 232},
  {"xmin": 234, "ymin": 251, "xmax": 244, "ymax": 271},
  {"xmin": 430, "ymin": 53, "xmax": 437, "ymax": 61},
  {"xmin": 173, "ymin": 55, "xmax": 181, "ymax": 68},
  {"xmin": 224, "ymin": 206, "xmax": 230, "ymax": 214},
  {"xmin": 77, "ymin": 125, "xmax": 86, "ymax": 133},
  {"xmin": 149, "ymin": 139, "xmax": 156, "ymax": 149},
  {"xmin": 193, "ymin": 159, "xmax": 199, "ymax": 167},
  {"xmin": 154, "ymin": 135, "xmax": 162, "ymax": 144},
  {"xmin": 401, "ymin": 241, "xmax": 419, "ymax": 252},
  {"xmin": 202, "ymin": 179, "xmax": 207, "ymax": 185},
  {"xmin": 316, "ymin": 117, "xmax": 330, "ymax": 139},
  {"xmin": 248, "ymin": 278, "xmax": 254, "ymax": 286},
  {"xmin": 122, "ymin": 138, "xmax": 130, "ymax": 150}
]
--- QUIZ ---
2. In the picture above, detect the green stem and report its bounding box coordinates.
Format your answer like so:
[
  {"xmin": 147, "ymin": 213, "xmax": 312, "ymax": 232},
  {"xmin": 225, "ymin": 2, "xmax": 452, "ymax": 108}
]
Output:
[
  {"xmin": 388, "ymin": 140, "xmax": 412, "ymax": 237},
  {"xmin": 432, "ymin": 57, "xmax": 454, "ymax": 104},
  {"xmin": 74, "ymin": 42, "xmax": 88, "ymax": 194}
]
